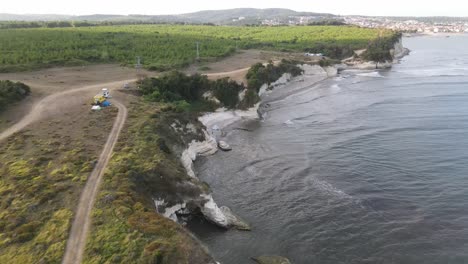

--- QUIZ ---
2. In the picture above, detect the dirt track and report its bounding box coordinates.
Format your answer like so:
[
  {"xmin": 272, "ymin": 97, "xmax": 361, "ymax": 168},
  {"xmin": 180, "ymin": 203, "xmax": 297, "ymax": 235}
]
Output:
[
  {"xmin": 0, "ymin": 80, "xmax": 134, "ymax": 143},
  {"xmin": 204, "ymin": 66, "xmax": 251, "ymax": 84},
  {"xmin": 0, "ymin": 56, "xmax": 269, "ymax": 263},
  {"xmin": 0, "ymin": 79, "xmax": 132, "ymax": 263},
  {"xmin": 61, "ymin": 100, "xmax": 127, "ymax": 264}
]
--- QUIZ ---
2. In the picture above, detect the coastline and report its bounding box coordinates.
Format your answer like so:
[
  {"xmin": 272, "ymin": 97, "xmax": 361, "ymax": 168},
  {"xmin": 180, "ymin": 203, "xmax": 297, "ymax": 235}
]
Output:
[
  {"xmin": 179, "ymin": 64, "xmax": 338, "ymax": 229},
  {"xmin": 150, "ymin": 36, "xmax": 410, "ymax": 262}
]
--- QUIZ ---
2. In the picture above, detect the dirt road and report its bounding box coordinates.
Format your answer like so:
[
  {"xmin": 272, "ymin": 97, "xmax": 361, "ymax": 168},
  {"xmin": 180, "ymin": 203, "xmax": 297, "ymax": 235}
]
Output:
[
  {"xmin": 204, "ymin": 67, "xmax": 251, "ymax": 84},
  {"xmin": 61, "ymin": 100, "xmax": 127, "ymax": 264},
  {"xmin": 0, "ymin": 79, "xmax": 132, "ymax": 263},
  {"xmin": 0, "ymin": 80, "xmax": 134, "ymax": 143},
  {"xmin": 0, "ymin": 60, "xmax": 262, "ymax": 263}
]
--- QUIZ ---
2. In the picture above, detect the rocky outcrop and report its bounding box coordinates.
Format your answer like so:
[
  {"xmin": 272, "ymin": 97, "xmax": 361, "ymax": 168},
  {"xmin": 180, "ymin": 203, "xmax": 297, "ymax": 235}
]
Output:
[
  {"xmin": 220, "ymin": 206, "xmax": 251, "ymax": 230},
  {"xmin": 343, "ymin": 36, "xmax": 409, "ymax": 69},
  {"xmin": 176, "ymin": 128, "xmax": 250, "ymax": 230},
  {"xmin": 252, "ymin": 256, "xmax": 292, "ymax": 264},
  {"xmin": 258, "ymin": 73, "xmax": 292, "ymax": 96},
  {"xmin": 390, "ymin": 37, "xmax": 411, "ymax": 61},
  {"xmin": 164, "ymin": 63, "xmax": 342, "ymax": 231},
  {"xmin": 324, "ymin": 66, "xmax": 338, "ymax": 77},
  {"xmin": 181, "ymin": 130, "xmax": 218, "ymax": 178},
  {"xmin": 346, "ymin": 61, "xmax": 393, "ymax": 70},
  {"xmin": 200, "ymin": 194, "xmax": 250, "ymax": 230},
  {"xmin": 198, "ymin": 104, "xmax": 260, "ymax": 132}
]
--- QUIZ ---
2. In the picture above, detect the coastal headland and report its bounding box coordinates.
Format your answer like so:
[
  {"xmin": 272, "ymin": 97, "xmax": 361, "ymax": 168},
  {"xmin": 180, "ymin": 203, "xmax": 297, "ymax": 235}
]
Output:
[{"xmin": 0, "ymin": 24, "xmax": 404, "ymax": 263}]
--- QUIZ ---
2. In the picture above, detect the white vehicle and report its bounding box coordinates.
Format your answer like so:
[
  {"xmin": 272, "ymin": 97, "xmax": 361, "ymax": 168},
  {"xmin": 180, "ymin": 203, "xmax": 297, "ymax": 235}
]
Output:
[{"xmin": 102, "ymin": 88, "xmax": 110, "ymax": 98}]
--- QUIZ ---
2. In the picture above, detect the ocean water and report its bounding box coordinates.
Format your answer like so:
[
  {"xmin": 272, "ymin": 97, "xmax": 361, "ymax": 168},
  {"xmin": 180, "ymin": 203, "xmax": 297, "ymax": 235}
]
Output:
[{"xmin": 190, "ymin": 35, "xmax": 468, "ymax": 264}]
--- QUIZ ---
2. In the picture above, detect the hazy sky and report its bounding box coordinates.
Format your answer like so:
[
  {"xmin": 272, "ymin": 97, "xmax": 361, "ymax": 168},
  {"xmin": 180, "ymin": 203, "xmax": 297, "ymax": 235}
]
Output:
[{"xmin": 1, "ymin": 0, "xmax": 467, "ymax": 17}]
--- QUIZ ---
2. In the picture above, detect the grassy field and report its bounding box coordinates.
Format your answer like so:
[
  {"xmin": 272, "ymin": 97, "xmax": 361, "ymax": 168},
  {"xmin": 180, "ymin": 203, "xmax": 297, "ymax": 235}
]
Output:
[
  {"xmin": 0, "ymin": 25, "xmax": 395, "ymax": 72},
  {"xmin": 0, "ymin": 108, "xmax": 117, "ymax": 263},
  {"xmin": 83, "ymin": 98, "xmax": 215, "ymax": 264},
  {"xmin": 0, "ymin": 93, "xmax": 215, "ymax": 263}
]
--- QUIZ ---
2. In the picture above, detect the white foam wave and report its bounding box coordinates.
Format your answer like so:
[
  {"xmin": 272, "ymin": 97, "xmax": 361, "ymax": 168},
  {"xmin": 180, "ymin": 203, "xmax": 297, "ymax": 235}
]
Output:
[
  {"xmin": 357, "ymin": 72, "xmax": 384, "ymax": 78},
  {"xmin": 330, "ymin": 84, "xmax": 341, "ymax": 92},
  {"xmin": 312, "ymin": 178, "xmax": 353, "ymax": 199},
  {"xmin": 284, "ymin": 120, "xmax": 295, "ymax": 126},
  {"xmin": 398, "ymin": 68, "xmax": 468, "ymax": 77}
]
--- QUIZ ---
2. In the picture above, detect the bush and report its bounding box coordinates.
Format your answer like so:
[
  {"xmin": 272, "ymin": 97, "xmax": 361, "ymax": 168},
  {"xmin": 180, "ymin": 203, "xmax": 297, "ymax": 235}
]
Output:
[
  {"xmin": 139, "ymin": 71, "xmax": 245, "ymax": 110},
  {"xmin": 211, "ymin": 78, "xmax": 245, "ymax": 109},
  {"xmin": 139, "ymin": 71, "xmax": 210, "ymax": 103},
  {"xmin": 362, "ymin": 33, "xmax": 401, "ymax": 63},
  {"xmin": 0, "ymin": 80, "xmax": 31, "ymax": 111},
  {"xmin": 246, "ymin": 60, "xmax": 303, "ymax": 93}
]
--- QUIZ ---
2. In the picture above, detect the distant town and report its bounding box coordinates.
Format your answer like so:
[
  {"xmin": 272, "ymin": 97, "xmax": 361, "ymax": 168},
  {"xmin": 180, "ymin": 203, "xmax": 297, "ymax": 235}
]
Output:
[
  {"xmin": 260, "ymin": 15, "xmax": 468, "ymax": 33},
  {"xmin": 344, "ymin": 16, "xmax": 468, "ymax": 33}
]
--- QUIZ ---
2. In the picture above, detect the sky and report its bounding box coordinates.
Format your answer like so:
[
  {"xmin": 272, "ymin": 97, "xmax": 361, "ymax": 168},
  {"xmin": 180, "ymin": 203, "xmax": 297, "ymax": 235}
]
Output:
[{"xmin": 1, "ymin": 0, "xmax": 467, "ymax": 17}]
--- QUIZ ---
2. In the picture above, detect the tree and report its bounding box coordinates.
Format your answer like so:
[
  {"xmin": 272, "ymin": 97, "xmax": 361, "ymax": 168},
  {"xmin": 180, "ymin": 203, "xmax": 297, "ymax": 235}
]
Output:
[{"xmin": 362, "ymin": 38, "xmax": 394, "ymax": 68}]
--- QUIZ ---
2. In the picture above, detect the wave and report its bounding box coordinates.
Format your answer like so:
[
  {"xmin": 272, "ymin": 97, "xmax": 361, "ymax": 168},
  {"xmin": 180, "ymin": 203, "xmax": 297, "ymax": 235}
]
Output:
[
  {"xmin": 396, "ymin": 68, "xmax": 468, "ymax": 77},
  {"xmin": 357, "ymin": 72, "xmax": 385, "ymax": 78},
  {"xmin": 284, "ymin": 120, "xmax": 295, "ymax": 126},
  {"xmin": 311, "ymin": 177, "xmax": 353, "ymax": 200},
  {"xmin": 330, "ymin": 84, "xmax": 341, "ymax": 92}
]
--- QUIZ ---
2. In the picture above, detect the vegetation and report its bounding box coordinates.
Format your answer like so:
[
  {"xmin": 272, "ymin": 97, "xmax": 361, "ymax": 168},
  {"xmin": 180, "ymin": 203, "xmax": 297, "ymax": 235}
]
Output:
[
  {"xmin": 0, "ymin": 81, "xmax": 31, "ymax": 111},
  {"xmin": 362, "ymin": 32, "xmax": 403, "ymax": 63},
  {"xmin": 0, "ymin": 20, "xmax": 185, "ymax": 29},
  {"xmin": 139, "ymin": 72, "xmax": 211, "ymax": 103},
  {"xmin": 307, "ymin": 20, "xmax": 346, "ymax": 26},
  {"xmin": 139, "ymin": 71, "xmax": 246, "ymax": 110},
  {"xmin": 0, "ymin": 94, "xmax": 215, "ymax": 263},
  {"xmin": 0, "ymin": 109, "xmax": 117, "ymax": 263},
  {"xmin": 139, "ymin": 60, "xmax": 302, "ymax": 111},
  {"xmin": 83, "ymin": 100, "xmax": 214, "ymax": 264},
  {"xmin": 0, "ymin": 25, "xmax": 396, "ymax": 72},
  {"xmin": 246, "ymin": 60, "xmax": 303, "ymax": 92},
  {"xmin": 0, "ymin": 8, "xmax": 337, "ymax": 26}
]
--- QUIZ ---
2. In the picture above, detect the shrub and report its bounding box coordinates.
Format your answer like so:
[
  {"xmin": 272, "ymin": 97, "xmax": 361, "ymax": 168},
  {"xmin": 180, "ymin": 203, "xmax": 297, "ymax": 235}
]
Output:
[
  {"xmin": 139, "ymin": 71, "xmax": 245, "ymax": 110},
  {"xmin": 139, "ymin": 71, "xmax": 210, "ymax": 103},
  {"xmin": 246, "ymin": 60, "xmax": 303, "ymax": 93},
  {"xmin": 0, "ymin": 80, "xmax": 31, "ymax": 111},
  {"xmin": 362, "ymin": 33, "xmax": 401, "ymax": 63},
  {"xmin": 211, "ymin": 78, "xmax": 245, "ymax": 109}
]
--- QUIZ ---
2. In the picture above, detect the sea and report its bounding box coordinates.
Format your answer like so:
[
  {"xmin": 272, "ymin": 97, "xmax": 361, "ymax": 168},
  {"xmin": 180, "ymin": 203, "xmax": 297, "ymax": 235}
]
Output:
[{"xmin": 189, "ymin": 35, "xmax": 468, "ymax": 264}]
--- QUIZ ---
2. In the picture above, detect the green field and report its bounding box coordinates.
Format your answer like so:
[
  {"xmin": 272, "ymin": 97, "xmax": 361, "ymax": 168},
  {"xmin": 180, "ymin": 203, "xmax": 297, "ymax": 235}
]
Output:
[{"xmin": 0, "ymin": 25, "xmax": 394, "ymax": 72}]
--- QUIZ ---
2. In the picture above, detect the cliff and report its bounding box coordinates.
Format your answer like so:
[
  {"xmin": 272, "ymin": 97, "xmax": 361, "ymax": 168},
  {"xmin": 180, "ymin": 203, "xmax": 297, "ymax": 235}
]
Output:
[{"xmin": 343, "ymin": 35, "xmax": 410, "ymax": 69}]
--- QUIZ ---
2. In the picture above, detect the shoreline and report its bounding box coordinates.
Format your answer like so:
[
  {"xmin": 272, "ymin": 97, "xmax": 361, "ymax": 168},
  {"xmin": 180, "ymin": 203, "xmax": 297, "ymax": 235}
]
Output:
[
  {"xmin": 148, "ymin": 36, "xmax": 411, "ymax": 263},
  {"xmin": 199, "ymin": 64, "xmax": 338, "ymax": 132},
  {"xmin": 186, "ymin": 37, "xmax": 410, "ymax": 261},
  {"xmin": 179, "ymin": 64, "xmax": 338, "ymax": 230}
]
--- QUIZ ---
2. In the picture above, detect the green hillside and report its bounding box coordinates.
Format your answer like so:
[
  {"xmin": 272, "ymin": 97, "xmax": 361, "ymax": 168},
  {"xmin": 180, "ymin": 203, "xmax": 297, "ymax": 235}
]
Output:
[{"xmin": 0, "ymin": 24, "xmax": 396, "ymax": 72}]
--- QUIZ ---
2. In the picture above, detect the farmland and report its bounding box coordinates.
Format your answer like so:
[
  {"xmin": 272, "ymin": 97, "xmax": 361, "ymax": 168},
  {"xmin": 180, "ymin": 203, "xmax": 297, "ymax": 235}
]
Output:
[{"xmin": 0, "ymin": 25, "xmax": 395, "ymax": 72}]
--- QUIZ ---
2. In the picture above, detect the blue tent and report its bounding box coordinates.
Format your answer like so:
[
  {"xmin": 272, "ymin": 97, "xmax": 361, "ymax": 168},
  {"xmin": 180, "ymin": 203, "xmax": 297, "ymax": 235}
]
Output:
[{"xmin": 101, "ymin": 100, "xmax": 111, "ymax": 107}]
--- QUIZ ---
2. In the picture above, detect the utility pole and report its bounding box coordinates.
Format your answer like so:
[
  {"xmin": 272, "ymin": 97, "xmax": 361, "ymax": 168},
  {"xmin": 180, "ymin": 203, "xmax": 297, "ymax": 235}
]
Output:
[
  {"xmin": 136, "ymin": 56, "xmax": 143, "ymax": 81},
  {"xmin": 136, "ymin": 56, "xmax": 142, "ymax": 70}
]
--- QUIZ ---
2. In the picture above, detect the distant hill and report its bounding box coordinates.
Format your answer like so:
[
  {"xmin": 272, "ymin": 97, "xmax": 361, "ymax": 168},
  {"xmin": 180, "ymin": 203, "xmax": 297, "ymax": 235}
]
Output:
[
  {"xmin": 174, "ymin": 8, "xmax": 335, "ymax": 24},
  {"xmin": 0, "ymin": 8, "xmax": 337, "ymax": 25},
  {"xmin": 0, "ymin": 13, "xmax": 72, "ymax": 21}
]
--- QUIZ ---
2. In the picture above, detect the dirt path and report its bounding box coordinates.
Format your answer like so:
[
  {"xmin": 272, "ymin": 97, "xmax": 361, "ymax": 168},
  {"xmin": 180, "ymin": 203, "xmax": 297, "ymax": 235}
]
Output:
[
  {"xmin": 204, "ymin": 67, "xmax": 251, "ymax": 84},
  {"xmin": 61, "ymin": 100, "xmax": 127, "ymax": 264},
  {"xmin": 0, "ymin": 79, "xmax": 134, "ymax": 143},
  {"xmin": 0, "ymin": 62, "xmax": 261, "ymax": 263}
]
